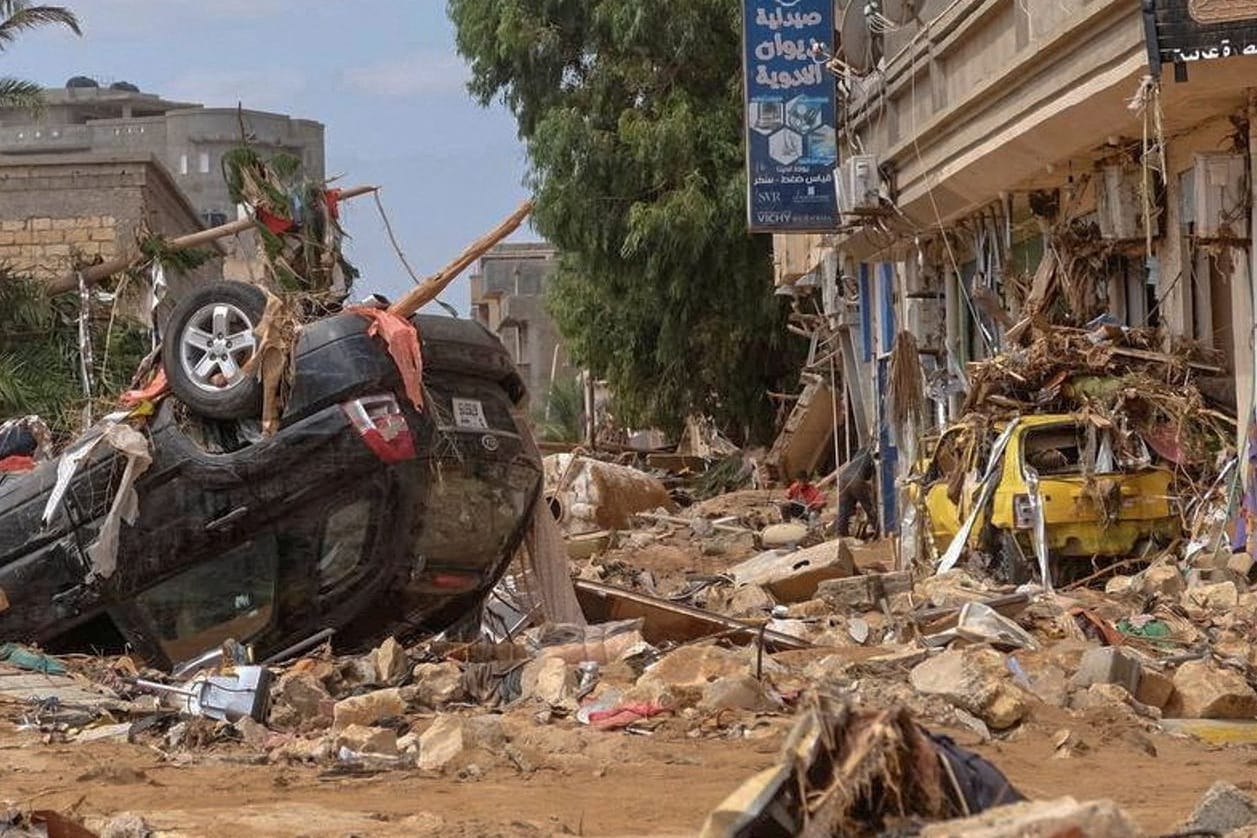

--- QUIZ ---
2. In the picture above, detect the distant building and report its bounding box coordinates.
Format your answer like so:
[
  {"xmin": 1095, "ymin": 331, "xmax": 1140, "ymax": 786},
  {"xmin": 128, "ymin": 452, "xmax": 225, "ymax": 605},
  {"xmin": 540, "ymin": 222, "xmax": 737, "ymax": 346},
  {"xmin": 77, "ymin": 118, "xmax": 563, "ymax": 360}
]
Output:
[
  {"xmin": 469, "ymin": 242, "xmax": 576, "ymax": 404},
  {"xmin": 0, "ymin": 79, "xmax": 325, "ymax": 283}
]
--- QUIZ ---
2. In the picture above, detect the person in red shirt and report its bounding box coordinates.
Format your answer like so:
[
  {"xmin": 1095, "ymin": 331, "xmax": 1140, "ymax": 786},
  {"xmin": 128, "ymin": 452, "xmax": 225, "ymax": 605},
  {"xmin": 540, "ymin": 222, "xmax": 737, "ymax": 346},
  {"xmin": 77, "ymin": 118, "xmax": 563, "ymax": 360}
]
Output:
[{"xmin": 781, "ymin": 472, "xmax": 826, "ymax": 522}]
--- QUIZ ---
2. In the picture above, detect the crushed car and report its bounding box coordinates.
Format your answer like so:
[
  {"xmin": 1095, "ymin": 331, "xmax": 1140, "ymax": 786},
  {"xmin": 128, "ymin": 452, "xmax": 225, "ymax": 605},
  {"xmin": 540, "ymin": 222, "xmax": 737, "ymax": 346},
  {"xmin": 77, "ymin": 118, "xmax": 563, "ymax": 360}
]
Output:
[
  {"xmin": 909, "ymin": 413, "xmax": 1180, "ymax": 582},
  {"xmin": 0, "ymin": 280, "xmax": 541, "ymax": 670}
]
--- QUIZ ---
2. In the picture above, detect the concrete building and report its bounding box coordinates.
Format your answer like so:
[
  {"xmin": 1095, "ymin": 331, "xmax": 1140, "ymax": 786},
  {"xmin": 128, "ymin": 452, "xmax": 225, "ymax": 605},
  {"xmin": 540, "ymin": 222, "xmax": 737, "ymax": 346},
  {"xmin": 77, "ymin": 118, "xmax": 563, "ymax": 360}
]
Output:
[
  {"xmin": 0, "ymin": 80, "xmax": 324, "ymax": 282},
  {"xmin": 0, "ymin": 152, "xmax": 213, "ymax": 303},
  {"xmin": 470, "ymin": 242, "xmax": 576, "ymax": 403},
  {"xmin": 772, "ymin": 0, "xmax": 1257, "ymax": 531}
]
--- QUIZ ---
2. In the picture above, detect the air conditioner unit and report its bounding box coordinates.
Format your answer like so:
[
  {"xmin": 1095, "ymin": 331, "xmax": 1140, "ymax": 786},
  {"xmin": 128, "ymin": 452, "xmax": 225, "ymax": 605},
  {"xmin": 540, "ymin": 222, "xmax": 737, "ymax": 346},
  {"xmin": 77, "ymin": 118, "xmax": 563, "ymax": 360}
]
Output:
[
  {"xmin": 1096, "ymin": 164, "xmax": 1147, "ymax": 241},
  {"xmin": 1183, "ymin": 152, "xmax": 1248, "ymax": 240},
  {"xmin": 835, "ymin": 154, "xmax": 881, "ymax": 216}
]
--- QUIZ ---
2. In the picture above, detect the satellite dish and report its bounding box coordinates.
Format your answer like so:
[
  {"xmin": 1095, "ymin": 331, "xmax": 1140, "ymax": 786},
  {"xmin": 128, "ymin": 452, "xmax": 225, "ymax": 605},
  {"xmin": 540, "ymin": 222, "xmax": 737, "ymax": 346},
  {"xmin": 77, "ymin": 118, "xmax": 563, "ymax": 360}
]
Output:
[
  {"xmin": 840, "ymin": 2, "xmax": 875, "ymax": 74},
  {"xmin": 882, "ymin": 0, "xmax": 922, "ymax": 26}
]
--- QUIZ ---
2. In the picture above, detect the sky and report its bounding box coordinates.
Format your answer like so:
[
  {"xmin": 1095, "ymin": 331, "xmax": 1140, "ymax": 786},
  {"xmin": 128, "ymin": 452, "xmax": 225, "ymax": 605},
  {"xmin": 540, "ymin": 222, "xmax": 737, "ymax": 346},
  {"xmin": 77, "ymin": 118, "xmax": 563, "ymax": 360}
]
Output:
[{"xmin": 3, "ymin": 0, "xmax": 534, "ymax": 315}]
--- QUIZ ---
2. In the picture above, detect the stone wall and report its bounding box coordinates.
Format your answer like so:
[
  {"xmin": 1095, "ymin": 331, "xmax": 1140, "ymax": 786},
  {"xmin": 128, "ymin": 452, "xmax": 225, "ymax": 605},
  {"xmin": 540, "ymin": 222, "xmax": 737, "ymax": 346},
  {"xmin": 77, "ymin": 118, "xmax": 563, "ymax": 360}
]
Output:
[{"xmin": 0, "ymin": 153, "xmax": 215, "ymax": 314}]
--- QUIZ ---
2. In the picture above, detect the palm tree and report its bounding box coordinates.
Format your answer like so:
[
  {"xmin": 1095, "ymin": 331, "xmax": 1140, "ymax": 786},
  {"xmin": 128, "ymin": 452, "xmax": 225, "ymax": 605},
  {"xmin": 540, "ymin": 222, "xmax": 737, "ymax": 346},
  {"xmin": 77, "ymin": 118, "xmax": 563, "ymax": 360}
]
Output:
[{"xmin": 0, "ymin": 2, "xmax": 80, "ymax": 110}]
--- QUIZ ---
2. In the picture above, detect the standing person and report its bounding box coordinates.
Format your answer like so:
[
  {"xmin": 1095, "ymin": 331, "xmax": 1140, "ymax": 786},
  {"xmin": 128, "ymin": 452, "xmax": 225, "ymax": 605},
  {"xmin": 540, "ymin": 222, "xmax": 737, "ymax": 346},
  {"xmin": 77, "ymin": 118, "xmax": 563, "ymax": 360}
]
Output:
[{"xmin": 835, "ymin": 448, "xmax": 878, "ymax": 537}]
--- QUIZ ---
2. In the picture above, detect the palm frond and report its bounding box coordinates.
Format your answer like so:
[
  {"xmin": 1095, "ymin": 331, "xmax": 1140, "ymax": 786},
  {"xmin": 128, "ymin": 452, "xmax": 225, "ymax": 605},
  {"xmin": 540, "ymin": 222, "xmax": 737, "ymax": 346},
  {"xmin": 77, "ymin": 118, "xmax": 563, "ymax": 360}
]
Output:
[
  {"xmin": 0, "ymin": 3, "xmax": 81, "ymax": 47},
  {"xmin": 0, "ymin": 76, "xmax": 43, "ymax": 111}
]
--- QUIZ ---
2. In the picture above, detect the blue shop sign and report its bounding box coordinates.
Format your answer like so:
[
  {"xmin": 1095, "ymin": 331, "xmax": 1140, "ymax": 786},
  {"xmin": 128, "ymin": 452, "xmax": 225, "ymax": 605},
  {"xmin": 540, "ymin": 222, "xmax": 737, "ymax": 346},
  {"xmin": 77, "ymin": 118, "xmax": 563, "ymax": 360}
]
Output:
[{"xmin": 742, "ymin": 0, "xmax": 838, "ymax": 232}]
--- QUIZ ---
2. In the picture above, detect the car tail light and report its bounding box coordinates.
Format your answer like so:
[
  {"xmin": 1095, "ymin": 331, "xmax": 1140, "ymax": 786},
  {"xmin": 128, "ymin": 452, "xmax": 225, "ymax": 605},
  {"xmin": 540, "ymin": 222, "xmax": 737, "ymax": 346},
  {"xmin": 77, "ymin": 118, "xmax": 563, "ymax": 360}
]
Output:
[
  {"xmin": 1013, "ymin": 494, "xmax": 1034, "ymax": 530},
  {"xmin": 428, "ymin": 572, "xmax": 480, "ymax": 592},
  {"xmin": 342, "ymin": 394, "xmax": 415, "ymax": 464}
]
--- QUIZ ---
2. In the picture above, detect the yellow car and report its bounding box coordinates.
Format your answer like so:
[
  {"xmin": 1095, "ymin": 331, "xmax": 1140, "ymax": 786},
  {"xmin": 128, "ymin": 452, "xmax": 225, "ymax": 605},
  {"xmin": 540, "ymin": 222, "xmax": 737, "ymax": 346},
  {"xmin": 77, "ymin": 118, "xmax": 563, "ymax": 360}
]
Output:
[{"xmin": 908, "ymin": 414, "xmax": 1180, "ymax": 576}]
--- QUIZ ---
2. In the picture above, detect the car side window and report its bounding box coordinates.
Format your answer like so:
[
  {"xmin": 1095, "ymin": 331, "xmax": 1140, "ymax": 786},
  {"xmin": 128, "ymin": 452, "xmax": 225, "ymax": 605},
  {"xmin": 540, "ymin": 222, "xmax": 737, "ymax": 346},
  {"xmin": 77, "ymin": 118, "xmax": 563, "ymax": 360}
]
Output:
[
  {"xmin": 318, "ymin": 498, "xmax": 374, "ymax": 593},
  {"xmin": 134, "ymin": 539, "xmax": 277, "ymax": 665},
  {"xmin": 926, "ymin": 429, "xmax": 970, "ymax": 485}
]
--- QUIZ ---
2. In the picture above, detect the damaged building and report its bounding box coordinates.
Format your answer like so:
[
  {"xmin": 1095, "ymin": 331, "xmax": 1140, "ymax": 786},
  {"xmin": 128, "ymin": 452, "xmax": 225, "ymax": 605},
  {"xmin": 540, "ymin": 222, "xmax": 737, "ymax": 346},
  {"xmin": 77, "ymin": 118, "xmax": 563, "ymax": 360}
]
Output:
[{"xmin": 768, "ymin": 0, "xmax": 1257, "ymax": 535}]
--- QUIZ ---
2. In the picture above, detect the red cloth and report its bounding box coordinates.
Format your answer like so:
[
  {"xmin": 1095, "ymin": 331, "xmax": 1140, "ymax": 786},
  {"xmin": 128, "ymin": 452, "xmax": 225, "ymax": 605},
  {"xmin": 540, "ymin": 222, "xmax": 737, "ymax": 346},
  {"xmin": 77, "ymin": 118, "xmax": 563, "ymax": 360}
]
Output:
[
  {"xmin": 587, "ymin": 702, "xmax": 669, "ymax": 731},
  {"xmin": 0, "ymin": 455, "xmax": 35, "ymax": 473},
  {"xmin": 324, "ymin": 188, "xmax": 342, "ymax": 222},
  {"xmin": 120, "ymin": 368, "xmax": 169, "ymax": 407},
  {"xmin": 347, "ymin": 307, "xmax": 424, "ymax": 411},
  {"xmin": 786, "ymin": 480, "xmax": 826, "ymax": 510},
  {"xmin": 255, "ymin": 207, "xmax": 295, "ymax": 235}
]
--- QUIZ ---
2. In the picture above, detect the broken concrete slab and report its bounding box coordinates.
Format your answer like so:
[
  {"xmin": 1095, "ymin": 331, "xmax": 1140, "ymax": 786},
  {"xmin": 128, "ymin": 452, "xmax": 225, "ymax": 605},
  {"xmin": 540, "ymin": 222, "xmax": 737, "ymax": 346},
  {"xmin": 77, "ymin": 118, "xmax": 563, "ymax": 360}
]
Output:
[
  {"xmin": 1167, "ymin": 660, "xmax": 1257, "ymax": 719},
  {"xmin": 332, "ymin": 687, "xmax": 405, "ymax": 731},
  {"xmin": 1182, "ymin": 781, "xmax": 1257, "ymax": 834},
  {"xmin": 1070, "ymin": 646, "xmax": 1142, "ymax": 695},
  {"xmin": 758, "ymin": 522, "xmax": 810, "ymax": 549},
  {"xmin": 817, "ymin": 570, "xmax": 912, "ymax": 612},
  {"xmin": 269, "ymin": 670, "xmax": 334, "ymax": 730},
  {"xmin": 919, "ymin": 796, "xmax": 1139, "ymax": 837},
  {"xmin": 729, "ymin": 539, "xmax": 855, "ymax": 602}
]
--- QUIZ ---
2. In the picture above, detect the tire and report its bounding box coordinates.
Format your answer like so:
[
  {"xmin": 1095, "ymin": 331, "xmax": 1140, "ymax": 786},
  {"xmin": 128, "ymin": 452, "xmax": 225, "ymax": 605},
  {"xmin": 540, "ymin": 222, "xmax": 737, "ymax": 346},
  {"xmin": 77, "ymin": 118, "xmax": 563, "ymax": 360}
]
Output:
[{"xmin": 162, "ymin": 281, "xmax": 267, "ymax": 420}]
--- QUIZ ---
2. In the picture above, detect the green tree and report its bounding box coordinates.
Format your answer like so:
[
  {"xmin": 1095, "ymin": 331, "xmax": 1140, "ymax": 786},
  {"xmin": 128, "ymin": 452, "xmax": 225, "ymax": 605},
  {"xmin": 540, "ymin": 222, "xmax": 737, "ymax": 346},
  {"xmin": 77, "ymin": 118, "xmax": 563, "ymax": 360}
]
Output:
[
  {"xmin": 532, "ymin": 374, "xmax": 585, "ymax": 442},
  {"xmin": 0, "ymin": 2, "xmax": 80, "ymax": 109},
  {"xmin": 447, "ymin": 0, "xmax": 801, "ymax": 442}
]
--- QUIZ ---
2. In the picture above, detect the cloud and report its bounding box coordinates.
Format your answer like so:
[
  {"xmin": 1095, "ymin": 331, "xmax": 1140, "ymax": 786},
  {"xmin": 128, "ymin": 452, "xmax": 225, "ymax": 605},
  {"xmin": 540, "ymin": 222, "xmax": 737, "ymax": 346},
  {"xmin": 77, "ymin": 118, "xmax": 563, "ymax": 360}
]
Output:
[
  {"xmin": 341, "ymin": 51, "xmax": 470, "ymax": 98},
  {"xmin": 161, "ymin": 68, "xmax": 308, "ymax": 111}
]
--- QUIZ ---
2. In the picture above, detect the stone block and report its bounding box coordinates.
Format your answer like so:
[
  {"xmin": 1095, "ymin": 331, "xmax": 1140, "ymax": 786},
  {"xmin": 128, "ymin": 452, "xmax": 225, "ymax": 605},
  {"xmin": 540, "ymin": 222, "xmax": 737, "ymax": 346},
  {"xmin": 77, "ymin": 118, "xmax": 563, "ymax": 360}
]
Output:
[
  {"xmin": 520, "ymin": 656, "xmax": 578, "ymax": 709},
  {"xmin": 29, "ymin": 217, "xmax": 51, "ymax": 231},
  {"xmin": 409, "ymin": 662, "xmax": 466, "ymax": 708},
  {"xmin": 332, "ymin": 687, "xmax": 405, "ymax": 730},
  {"xmin": 1070, "ymin": 646, "xmax": 1142, "ymax": 695},
  {"xmin": 1141, "ymin": 564, "xmax": 1185, "ymax": 597},
  {"xmin": 373, "ymin": 636, "xmax": 408, "ymax": 684},
  {"xmin": 336, "ymin": 724, "xmax": 398, "ymax": 757},
  {"xmin": 909, "ymin": 648, "xmax": 1026, "ymax": 730},
  {"xmin": 1183, "ymin": 781, "xmax": 1257, "ymax": 834},
  {"xmin": 1185, "ymin": 581, "xmax": 1240, "ymax": 612},
  {"xmin": 1135, "ymin": 669, "xmax": 1176, "ymax": 710},
  {"xmin": 1167, "ymin": 661, "xmax": 1257, "ymax": 719},
  {"xmin": 1228, "ymin": 553, "xmax": 1255, "ymax": 578},
  {"xmin": 417, "ymin": 714, "xmax": 505, "ymax": 772},
  {"xmin": 700, "ymin": 674, "xmax": 779, "ymax": 713}
]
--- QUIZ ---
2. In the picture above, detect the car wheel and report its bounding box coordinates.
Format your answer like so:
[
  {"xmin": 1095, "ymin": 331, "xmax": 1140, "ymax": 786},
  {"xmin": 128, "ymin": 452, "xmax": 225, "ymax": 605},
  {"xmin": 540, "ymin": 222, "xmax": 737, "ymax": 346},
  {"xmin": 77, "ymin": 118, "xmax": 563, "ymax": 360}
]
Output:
[{"xmin": 162, "ymin": 281, "xmax": 267, "ymax": 420}]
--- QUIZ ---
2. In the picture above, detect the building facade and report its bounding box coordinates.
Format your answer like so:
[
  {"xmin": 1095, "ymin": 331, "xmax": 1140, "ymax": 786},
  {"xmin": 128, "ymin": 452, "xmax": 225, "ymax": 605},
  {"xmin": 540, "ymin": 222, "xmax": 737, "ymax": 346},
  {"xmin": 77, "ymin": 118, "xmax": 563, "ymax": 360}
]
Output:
[
  {"xmin": 773, "ymin": 0, "xmax": 1257, "ymax": 531},
  {"xmin": 0, "ymin": 80, "xmax": 325, "ymax": 283},
  {"xmin": 470, "ymin": 242, "xmax": 577, "ymax": 404}
]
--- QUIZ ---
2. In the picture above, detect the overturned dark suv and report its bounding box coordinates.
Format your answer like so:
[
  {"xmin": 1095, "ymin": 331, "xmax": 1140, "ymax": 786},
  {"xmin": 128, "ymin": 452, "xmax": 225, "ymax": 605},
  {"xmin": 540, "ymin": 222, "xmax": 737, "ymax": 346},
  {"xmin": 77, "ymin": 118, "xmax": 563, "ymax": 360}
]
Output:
[{"xmin": 0, "ymin": 282, "xmax": 541, "ymax": 670}]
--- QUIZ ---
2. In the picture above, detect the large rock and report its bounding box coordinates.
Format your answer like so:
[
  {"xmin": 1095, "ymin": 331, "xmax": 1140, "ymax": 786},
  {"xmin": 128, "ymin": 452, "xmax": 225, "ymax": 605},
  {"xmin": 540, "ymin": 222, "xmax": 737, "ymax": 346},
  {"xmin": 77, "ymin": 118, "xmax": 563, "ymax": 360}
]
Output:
[
  {"xmin": 268, "ymin": 670, "xmax": 334, "ymax": 730},
  {"xmin": 818, "ymin": 571, "xmax": 912, "ymax": 612},
  {"xmin": 634, "ymin": 644, "xmax": 749, "ymax": 707},
  {"xmin": 417, "ymin": 714, "xmax": 506, "ymax": 772},
  {"xmin": 1070, "ymin": 647, "xmax": 1142, "ymax": 695},
  {"xmin": 1135, "ymin": 669, "xmax": 1176, "ymax": 710},
  {"xmin": 1167, "ymin": 661, "xmax": 1257, "ymax": 719},
  {"xmin": 1183, "ymin": 781, "xmax": 1257, "ymax": 834},
  {"xmin": 1185, "ymin": 581, "xmax": 1240, "ymax": 612},
  {"xmin": 920, "ymin": 796, "xmax": 1139, "ymax": 837},
  {"xmin": 729, "ymin": 540, "xmax": 856, "ymax": 602},
  {"xmin": 332, "ymin": 687, "xmax": 406, "ymax": 731},
  {"xmin": 409, "ymin": 662, "xmax": 466, "ymax": 708},
  {"xmin": 519, "ymin": 656, "xmax": 578, "ymax": 709},
  {"xmin": 1141, "ymin": 564, "xmax": 1185, "ymax": 598},
  {"xmin": 909, "ymin": 648, "xmax": 1026, "ymax": 730},
  {"xmin": 759, "ymin": 522, "xmax": 810, "ymax": 549},
  {"xmin": 373, "ymin": 637, "xmax": 409, "ymax": 684},
  {"xmin": 336, "ymin": 724, "xmax": 398, "ymax": 757}
]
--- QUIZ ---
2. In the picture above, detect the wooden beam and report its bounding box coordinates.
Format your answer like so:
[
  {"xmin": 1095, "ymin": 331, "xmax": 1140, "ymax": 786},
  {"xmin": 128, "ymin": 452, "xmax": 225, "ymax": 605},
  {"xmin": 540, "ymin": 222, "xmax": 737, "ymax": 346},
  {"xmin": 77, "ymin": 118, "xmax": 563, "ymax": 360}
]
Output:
[
  {"xmin": 387, "ymin": 200, "xmax": 533, "ymax": 319},
  {"xmin": 46, "ymin": 184, "xmax": 380, "ymax": 296}
]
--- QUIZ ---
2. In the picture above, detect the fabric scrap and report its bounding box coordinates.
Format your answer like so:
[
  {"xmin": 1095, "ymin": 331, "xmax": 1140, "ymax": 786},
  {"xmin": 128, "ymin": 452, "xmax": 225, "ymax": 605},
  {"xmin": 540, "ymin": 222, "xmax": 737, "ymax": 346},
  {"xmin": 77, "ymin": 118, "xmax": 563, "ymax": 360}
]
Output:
[
  {"xmin": 586, "ymin": 701, "xmax": 669, "ymax": 731},
  {"xmin": 85, "ymin": 424, "xmax": 153, "ymax": 581},
  {"xmin": 348, "ymin": 306, "xmax": 424, "ymax": 411}
]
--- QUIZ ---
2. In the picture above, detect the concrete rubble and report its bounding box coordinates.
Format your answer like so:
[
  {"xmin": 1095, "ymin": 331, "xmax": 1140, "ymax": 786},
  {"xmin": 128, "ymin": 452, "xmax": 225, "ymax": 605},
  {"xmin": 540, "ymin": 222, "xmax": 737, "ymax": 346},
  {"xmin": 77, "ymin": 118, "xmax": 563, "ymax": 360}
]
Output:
[{"xmin": 1, "ymin": 465, "xmax": 1256, "ymax": 835}]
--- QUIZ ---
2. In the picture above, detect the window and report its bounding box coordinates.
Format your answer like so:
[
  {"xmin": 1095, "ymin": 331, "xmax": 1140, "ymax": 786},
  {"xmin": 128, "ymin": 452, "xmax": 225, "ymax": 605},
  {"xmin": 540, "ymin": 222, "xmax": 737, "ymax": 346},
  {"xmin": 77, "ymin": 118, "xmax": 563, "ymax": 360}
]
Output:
[
  {"xmin": 179, "ymin": 154, "xmax": 188, "ymax": 175},
  {"xmin": 134, "ymin": 540, "xmax": 277, "ymax": 664},
  {"xmin": 318, "ymin": 499, "xmax": 373, "ymax": 592},
  {"xmin": 411, "ymin": 461, "xmax": 537, "ymax": 574},
  {"xmin": 198, "ymin": 151, "xmax": 210, "ymax": 174}
]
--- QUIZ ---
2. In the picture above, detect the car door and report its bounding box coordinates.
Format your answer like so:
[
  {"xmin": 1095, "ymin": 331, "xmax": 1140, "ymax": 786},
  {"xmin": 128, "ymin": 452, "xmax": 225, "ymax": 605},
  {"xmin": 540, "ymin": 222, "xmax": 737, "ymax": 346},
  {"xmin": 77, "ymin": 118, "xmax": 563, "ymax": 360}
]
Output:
[{"xmin": 923, "ymin": 427, "xmax": 973, "ymax": 550}]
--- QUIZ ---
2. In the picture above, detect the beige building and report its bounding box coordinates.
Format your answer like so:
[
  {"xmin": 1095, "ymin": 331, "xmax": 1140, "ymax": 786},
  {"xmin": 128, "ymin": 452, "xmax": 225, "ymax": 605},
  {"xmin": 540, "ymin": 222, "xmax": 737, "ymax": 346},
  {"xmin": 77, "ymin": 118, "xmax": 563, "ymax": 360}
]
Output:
[
  {"xmin": 0, "ymin": 151, "xmax": 213, "ymax": 304},
  {"xmin": 470, "ymin": 242, "xmax": 577, "ymax": 404},
  {"xmin": 773, "ymin": 0, "xmax": 1257, "ymax": 528}
]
